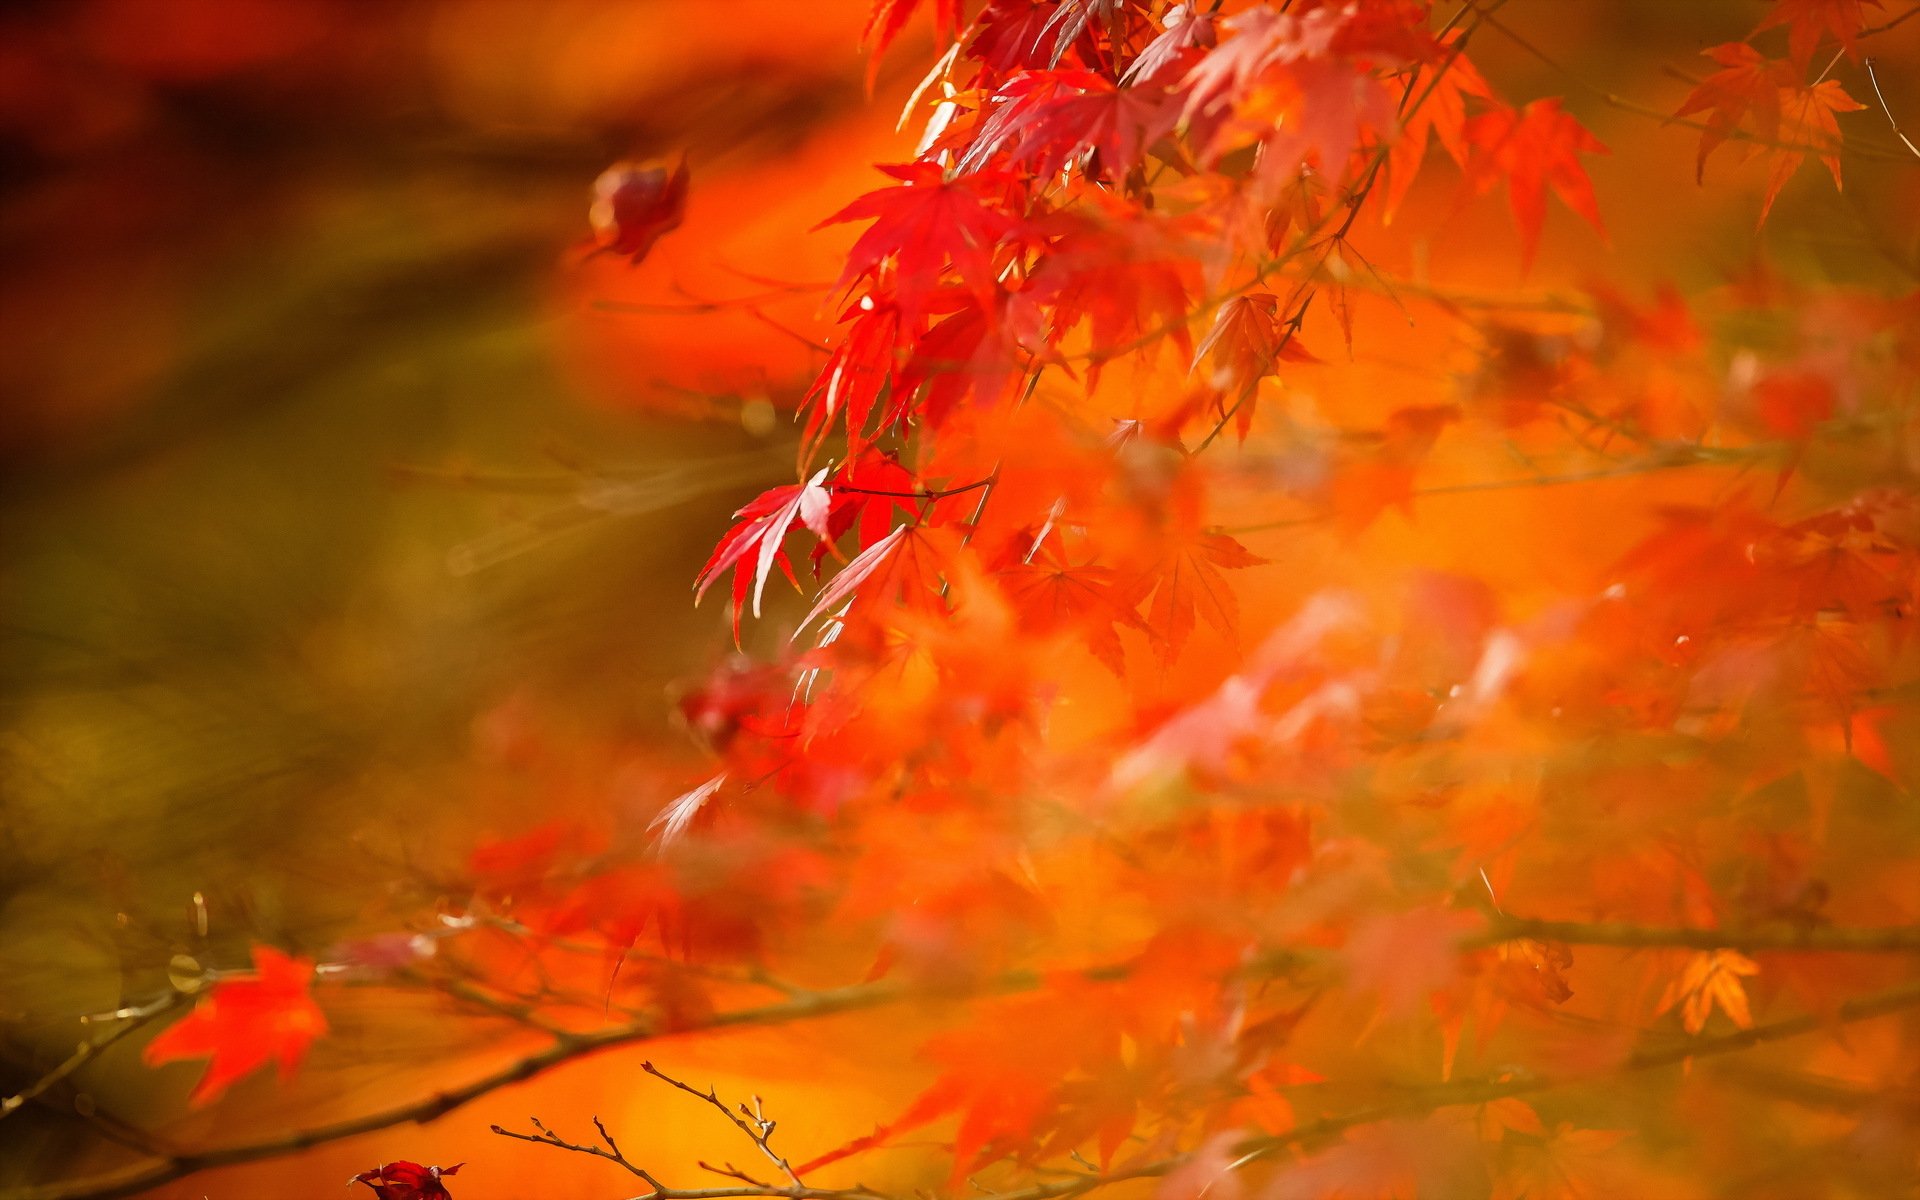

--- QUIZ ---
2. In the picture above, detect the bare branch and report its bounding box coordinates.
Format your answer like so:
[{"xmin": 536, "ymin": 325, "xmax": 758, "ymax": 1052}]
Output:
[
  {"xmin": 639, "ymin": 1062, "xmax": 806, "ymax": 1188},
  {"xmin": 491, "ymin": 1116, "xmax": 660, "ymax": 1184},
  {"xmin": 1, "ymin": 992, "xmax": 186, "ymax": 1125},
  {"xmin": 496, "ymin": 1075, "xmax": 895, "ymax": 1200},
  {"xmin": 699, "ymin": 1161, "xmax": 775, "ymax": 1188}
]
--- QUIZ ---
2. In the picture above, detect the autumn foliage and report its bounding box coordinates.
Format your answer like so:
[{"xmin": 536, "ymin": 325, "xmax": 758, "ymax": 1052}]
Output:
[{"xmin": 22, "ymin": 1, "xmax": 1920, "ymax": 1199}]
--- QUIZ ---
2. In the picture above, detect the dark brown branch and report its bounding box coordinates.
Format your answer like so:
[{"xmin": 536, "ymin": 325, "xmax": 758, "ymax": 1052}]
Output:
[
  {"xmin": 984, "ymin": 979, "xmax": 1920, "ymax": 1200},
  {"xmin": 6, "ymin": 948, "xmax": 1175, "ymax": 1200},
  {"xmin": 1484, "ymin": 914, "xmax": 1920, "ymax": 955},
  {"xmin": 539, "ymin": 980, "xmax": 1920, "ymax": 1200},
  {"xmin": 16, "ymin": 907, "xmax": 1915, "ymax": 1200},
  {"xmin": 832, "ymin": 476, "xmax": 995, "ymax": 502},
  {"xmin": 1862, "ymin": 3, "xmax": 1920, "ymax": 42},
  {"xmin": 1, "ymin": 993, "xmax": 186, "ymax": 1125},
  {"xmin": 0, "ymin": 977, "xmax": 933, "ymax": 1200}
]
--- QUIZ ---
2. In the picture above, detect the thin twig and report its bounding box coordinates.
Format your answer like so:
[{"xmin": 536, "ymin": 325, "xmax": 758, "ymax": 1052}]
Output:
[
  {"xmin": 1, "ymin": 992, "xmax": 186, "ymax": 1124},
  {"xmin": 1863, "ymin": 57, "xmax": 1920, "ymax": 158},
  {"xmin": 640, "ymin": 1062, "xmax": 806, "ymax": 1187},
  {"xmin": 491, "ymin": 1115, "xmax": 658, "ymax": 1182}
]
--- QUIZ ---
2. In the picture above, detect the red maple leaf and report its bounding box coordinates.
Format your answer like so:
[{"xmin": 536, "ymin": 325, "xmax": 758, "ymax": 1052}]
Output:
[
  {"xmin": 1127, "ymin": 525, "xmax": 1267, "ymax": 662},
  {"xmin": 971, "ymin": 0, "xmax": 1071, "ymax": 75},
  {"xmin": 1033, "ymin": 200, "xmax": 1195, "ymax": 389},
  {"xmin": 142, "ymin": 944, "xmax": 327, "ymax": 1106},
  {"xmin": 1121, "ymin": 3, "xmax": 1217, "ymax": 86},
  {"xmin": 1751, "ymin": 366, "xmax": 1839, "ymax": 440},
  {"xmin": 1462, "ymin": 98, "xmax": 1608, "ymax": 268},
  {"xmin": 1675, "ymin": 43, "xmax": 1793, "ymax": 182},
  {"xmin": 864, "ymin": 0, "xmax": 964, "ymax": 68},
  {"xmin": 1191, "ymin": 292, "xmax": 1315, "ymax": 438},
  {"xmin": 1035, "ymin": 0, "xmax": 1140, "ymax": 69},
  {"xmin": 817, "ymin": 161, "xmax": 1021, "ymax": 324},
  {"xmin": 1756, "ymin": 0, "xmax": 1883, "ymax": 69},
  {"xmin": 1180, "ymin": 4, "xmax": 1391, "ymax": 177},
  {"xmin": 1178, "ymin": 5, "xmax": 1344, "ymax": 123},
  {"xmin": 1382, "ymin": 32, "xmax": 1491, "ymax": 220},
  {"xmin": 801, "ymin": 293, "xmax": 901, "ymax": 460},
  {"xmin": 1763, "ymin": 79, "xmax": 1864, "ymax": 222},
  {"xmin": 588, "ymin": 159, "xmax": 688, "ymax": 265},
  {"xmin": 810, "ymin": 453, "xmax": 924, "ymax": 574},
  {"xmin": 694, "ymin": 470, "xmax": 833, "ymax": 637},
  {"xmin": 894, "ymin": 291, "xmax": 1025, "ymax": 428},
  {"xmin": 798, "ymin": 522, "xmax": 960, "ymax": 635},
  {"xmin": 351, "ymin": 1161, "xmax": 463, "ymax": 1200},
  {"xmin": 959, "ymin": 69, "xmax": 1177, "ymax": 180},
  {"xmin": 998, "ymin": 541, "xmax": 1149, "ymax": 674}
]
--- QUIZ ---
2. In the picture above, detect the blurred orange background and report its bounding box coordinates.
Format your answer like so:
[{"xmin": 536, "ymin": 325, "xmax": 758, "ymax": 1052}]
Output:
[{"xmin": 5, "ymin": 0, "xmax": 1920, "ymax": 1196}]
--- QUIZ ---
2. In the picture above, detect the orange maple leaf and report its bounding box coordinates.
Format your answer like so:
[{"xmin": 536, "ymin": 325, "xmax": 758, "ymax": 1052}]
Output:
[
  {"xmin": 817, "ymin": 162, "xmax": 1021, "ymax": 325},
  {"xmin": 1676, "ymin": 43, "xmax": 1794, "ymax": 182},
  {"xmin": 863, "ymin": 0, "xmax": 963, "ymax": 72},
  {"xmin": 1190, "ymin": 292, "xmax": 1316, "ymax": 439},
  {"xmin": 1127, "ymin": 526, "xmax": 1267, "ymax": 662},
  {"xmin": 1657, "ymin": 948, "xmax": 1761, "ymax": 1034},
  {"xmin": 1383, "ymin": 32, "xmax": 1492, "ymax": 221},
  {"xmin": 143, "ymin": 944, "xmax": 328, "ymax": 1106},
  {"xmin": 1763, "ymin": 79, "xmax": 1864, "ymax": 223},
  {"xmin": 1492, "ymin": 1123, "xmax": 1631, "ymax": 1200},
  {"xmin": 1756, "ymin": 0, "xmax": 1883, "ymax": 69},
  {"xmin": 998, "ymin": 544, "xmax": 1149, "ymax": 675},
  {"xmin": 693, "ymin": 469, "xmax": 833, "ymax": 637},
  {"xmin": 959, "ymin": 69, "xmax": 1178, "ymax": 180},
  {"xmin": 1324, "ymin": 403, "xmax": 1460, "ymax": 531},
  {"xmin": 1462, "ymin": 98, "xmax": 1608, "ymax": 269}
]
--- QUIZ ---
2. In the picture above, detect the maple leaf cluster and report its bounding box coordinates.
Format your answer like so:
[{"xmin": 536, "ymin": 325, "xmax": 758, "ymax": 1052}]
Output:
[
  {"xmin": 114, "ymin": 3, "xmax": 1920, "ymax": 1199},
  {"xmin": 1676, "ymin": 0, "xmax": 1880, "ymax": 221}
]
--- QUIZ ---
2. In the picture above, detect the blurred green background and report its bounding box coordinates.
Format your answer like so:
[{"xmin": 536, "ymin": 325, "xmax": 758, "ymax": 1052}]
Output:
[{"xmin": 0, "ymin": 0, "xmax": 877, "ymax": 1184}]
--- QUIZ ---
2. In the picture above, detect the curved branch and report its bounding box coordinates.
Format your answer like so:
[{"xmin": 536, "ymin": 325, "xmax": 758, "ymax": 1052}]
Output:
[
  {"xmin": 4, "ymin": 947, "xmax": 1185, "ymax": 1200},
  {"xmin": 12, "ymin": 914, "xmax": 1914, "ymax": 1200},
  {"xmin": 1, "ymin": 994, "xmax": 186, "ymax": 1125},
  {"xmin": 0, "ymin": 979, "xmax": 926, "ymax": 1200},
  {"xmin": 971, "ymin": 979, "xmax": 1920, "ymax": 1200}
]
